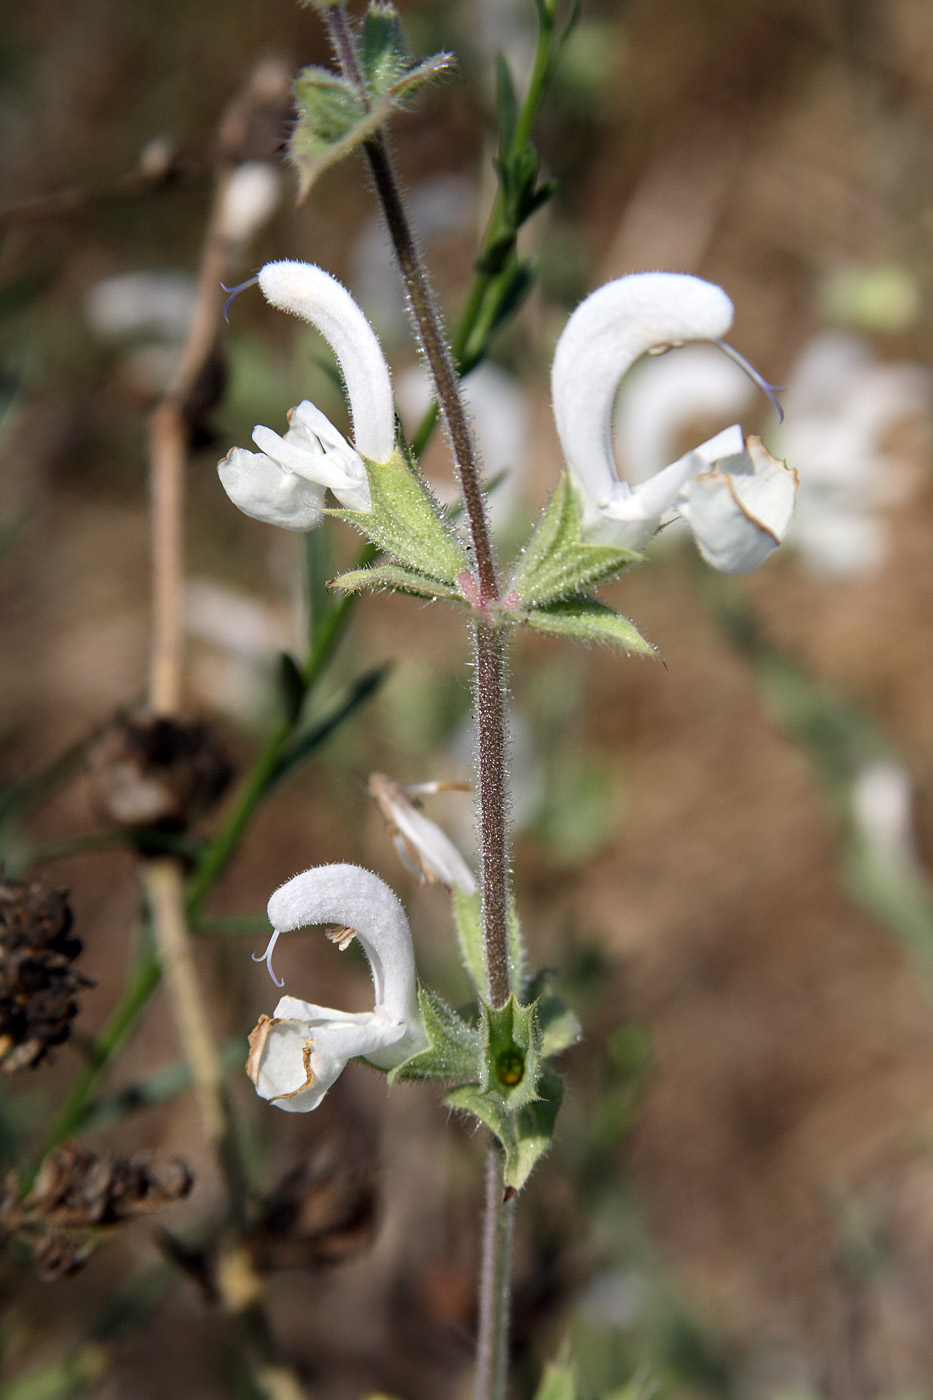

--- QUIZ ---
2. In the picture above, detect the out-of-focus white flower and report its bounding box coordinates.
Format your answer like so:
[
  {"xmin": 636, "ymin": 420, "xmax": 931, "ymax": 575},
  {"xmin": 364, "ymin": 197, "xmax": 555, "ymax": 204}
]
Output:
[
  {"xmin": 368, "ymin": 772, "xmax": 476, "ymax": 894},
  {"xmin": 219, "ymin": 261, "xmax": 396, "ymax": 530},
  {"xmin": 247, "ymin": 864, "xmax": 427, "ymax": 1113},
  {"xmin": 85, "ymin": 270, "xmax": 197, "ymax": 395},
  {"xmin": 852, "ymin": 760, "xmax": 919, "ymax": 871},
  {"xmin": 777, "ymin": 333, "xmax": 929, "ymax": 576},
  {"xmin": 551, "ymin": 273, "xmax": 797, "ymax": 573},
  {"xmin": 217, "ymin": 162, "xmax": 282, "ymax": 245},
  {"xmin": 397, "ymin": 361, "xmax": 530, "ymax": 535},
  {"xmin": 615, "ymin": 344, "xmax": 753, "ymax": 487},
  {"xmin": 353, "ymin": 176, "xmax": 477, "ymax": 343},
  {"xmin": 183, "ymin": 578, "xmax": 293, "ymax": 723}
]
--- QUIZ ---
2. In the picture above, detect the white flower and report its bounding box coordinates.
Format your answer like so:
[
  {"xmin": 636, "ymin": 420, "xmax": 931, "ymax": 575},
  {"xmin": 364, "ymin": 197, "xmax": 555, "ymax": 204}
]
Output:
[
  {"xmin": 368, "ymin": 772, "xmax": 476, "ymax": 894},
  {"xmin": 247, "ymin": 864, "xmax": 427, "ymax": 1112},
  {"xmin": 551, "ymin": 272, "xmax": 797, "ymax": 573},
  {"xmin": 219, "ymin": 261, "xmax": 396, "ymax": 530},
  {"xmin": 217, "ymin": 162, "xmax": 281, "ymax": 246},
  {"xmin": 851, "ymin": 759, "xmax": 919, "ymax": 871}
]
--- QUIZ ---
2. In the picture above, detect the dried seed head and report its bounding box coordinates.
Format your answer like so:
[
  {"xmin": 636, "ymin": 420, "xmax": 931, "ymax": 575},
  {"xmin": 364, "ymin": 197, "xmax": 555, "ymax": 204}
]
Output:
[
  {"xmin": 247, "ymin": 1144, "xmax": 377, "ymax": 1272},
  {"xmin": 27, "ymin": 1140, "xmax": 194, "ymax": 1227},
  {"xmin": 87, "ymin": 712, "xmax": 232, "ymax": 833},
  {"xmin": 0, "ymin": 876, "xmax": 90, "ymax": 1073},
  {"xmin": 2, "ymin": 1141, "xmax": 195, "ymax": 1280}
]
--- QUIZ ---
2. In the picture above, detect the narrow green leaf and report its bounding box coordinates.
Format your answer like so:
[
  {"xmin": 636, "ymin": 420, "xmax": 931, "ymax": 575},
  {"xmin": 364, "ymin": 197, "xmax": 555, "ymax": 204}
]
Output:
[
  {"xmin": 331, "ymin": 562, "xmax": 463, "ymax": 601},
  {"xmin": 277, "ymin": 652, "xmax": 306, "ymax": 723},
  {"xmin": 389, "ymin": 987, "xmax": 482, "ymax": 1084},
  {"xmin": 523, "ymin": 596, "xmax": 657, "ymax": 657},
  {"xmin": 336, "ymin": 448, "xmax": 470, "ymax": 586},
  {"xmin": 271, "ymin": 666, "xmax": 387, "ymax": 785},
  {"xmin": 510, "ymin": 473, "xmax": 640, "ymax": 606},
  {"xmin": 452, "ymin": 887, "xmax": 490, "ymax": 1001},
  {"xmin": 495, "ymin": 53, "xmax": 518, "ymax": 151}
]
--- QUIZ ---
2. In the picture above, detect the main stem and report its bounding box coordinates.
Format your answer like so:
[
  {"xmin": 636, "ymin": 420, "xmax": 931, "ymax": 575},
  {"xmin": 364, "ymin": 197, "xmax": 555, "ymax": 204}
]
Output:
[
  {"xmin": 326, "ymin": 12, "xmax": 514, "ymax": 1396},
  {"xmin": 475, "ymin": 1140, "xmax": 515, "ymax": 1400}
]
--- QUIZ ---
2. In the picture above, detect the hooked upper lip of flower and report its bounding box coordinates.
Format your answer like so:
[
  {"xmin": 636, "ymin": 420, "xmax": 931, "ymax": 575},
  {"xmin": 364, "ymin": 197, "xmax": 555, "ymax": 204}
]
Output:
[
  {"xmin": 551, "ymin": 272, "xmax": 798, "ymax": 573},
  {"xmin": 246, "ymin": 863, "xmax": 427, "ymax": 1113},
  {"xmin": 218, "ymin": 261, "xmax": 396, "ymax": 531}
]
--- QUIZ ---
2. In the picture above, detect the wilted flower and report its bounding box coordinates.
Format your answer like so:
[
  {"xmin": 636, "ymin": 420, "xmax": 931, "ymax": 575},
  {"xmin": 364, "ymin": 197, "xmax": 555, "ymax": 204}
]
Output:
[
  {"xmin": 368, "ymin": 772, "xmax": 476, "ymax": 894},
  {"xmin": 219, "ymin": 261, "xmax": 396, "ymax": 530},
  {"xmin": 247, "ymin": 864, "xmax": 427, "ymax": 1112},
  {"xmin": 551, "ymin": 272, "xmax": 797, "ymax": 573}
]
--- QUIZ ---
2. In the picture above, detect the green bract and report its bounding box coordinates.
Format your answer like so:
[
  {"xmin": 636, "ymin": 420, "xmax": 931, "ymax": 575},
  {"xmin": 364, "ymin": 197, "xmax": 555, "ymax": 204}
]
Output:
[
  {"xmin": 289, "ymin": 4, "xmax": 453, "ymax": 199},
  {"xmin": 519, "ymin": 595, "xmax": 656, "ymax": 656}
]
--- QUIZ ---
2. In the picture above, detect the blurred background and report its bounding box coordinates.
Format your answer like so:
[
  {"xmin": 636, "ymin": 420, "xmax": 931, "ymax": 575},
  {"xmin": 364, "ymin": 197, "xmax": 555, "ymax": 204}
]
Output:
[{"xmin": 3, "ymin": 0, "xmax": 933, "ymax": 1397}]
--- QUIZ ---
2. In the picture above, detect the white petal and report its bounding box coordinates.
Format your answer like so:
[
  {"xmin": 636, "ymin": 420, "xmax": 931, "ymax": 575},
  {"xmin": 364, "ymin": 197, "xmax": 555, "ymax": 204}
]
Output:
[
  {"xmin": 258, "ymin": 262, "xmax": 396, "ymax": 464},
  {"xmin": 393, "ymin": 803, "xmax": 477, "ymax": 894},
  {"xmin": 247, "ymin": 1007, "xmax": 404, "ymax": 1113},
  {"xmin": 218, "ymin": 447, "xmax": 326, "ymax": 531},
  {"xmin": 250, "ymin": 424, "xmax": 358, "ymax": 494},
  {"xmin": 217, "ymin": 162, "xmax": 281, "ymax": 244},
  {"xmin": 678, "ymin": 438, "xmax": 798, "ymax": 573},
  {"xmin": 552, "ymin": 273, "xmax": 734, "ymax": 528}
]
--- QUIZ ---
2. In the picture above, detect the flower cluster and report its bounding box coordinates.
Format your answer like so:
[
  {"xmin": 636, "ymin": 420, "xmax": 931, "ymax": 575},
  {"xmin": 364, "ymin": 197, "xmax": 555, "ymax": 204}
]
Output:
[{"xmin": 218, "ymin": 261, "xmax": 797, "ymax": 576}]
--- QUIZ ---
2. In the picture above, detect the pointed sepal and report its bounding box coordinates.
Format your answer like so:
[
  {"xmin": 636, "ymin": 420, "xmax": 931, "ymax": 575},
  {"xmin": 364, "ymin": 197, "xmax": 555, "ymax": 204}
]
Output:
[
  {"xmin": 330, "ymin": 562, "xmax": 465, "ymax": 601},
  {"xmin": 388, "ymin": 986, "xmax": 481, "ymax": 1084},
  {"xmin": 509, "ymin": 473, "xmax": 641, "ymax": 607}
]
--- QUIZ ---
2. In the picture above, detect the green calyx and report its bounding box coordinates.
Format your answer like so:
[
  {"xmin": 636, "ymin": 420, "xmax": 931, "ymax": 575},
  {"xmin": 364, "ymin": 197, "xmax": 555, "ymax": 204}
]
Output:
[
  {"xmin": 331, "ymin": 447, "xmax": 470, "ymax": 588},
  {"xmin": 510, "ymin": 472, "xmax": 641, "ymax": 607},
  {"xmin": 390, "ymin": 895, "xmax": 578, "ymax": 1192}
]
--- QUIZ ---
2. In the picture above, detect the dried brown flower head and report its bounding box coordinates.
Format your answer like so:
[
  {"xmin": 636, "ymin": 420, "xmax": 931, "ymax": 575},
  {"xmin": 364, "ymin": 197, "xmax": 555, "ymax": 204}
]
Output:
[
  {"xmin": 2, "ymin": 1141, "xmax": 195, "ymax": 1281},
  {"xmin": 86, "ymin": 711, "xmax": 232, "ymax": 832},
  {"xmin": 0, "ymin": 875, "xmax": 91, "ymax": 1073}
]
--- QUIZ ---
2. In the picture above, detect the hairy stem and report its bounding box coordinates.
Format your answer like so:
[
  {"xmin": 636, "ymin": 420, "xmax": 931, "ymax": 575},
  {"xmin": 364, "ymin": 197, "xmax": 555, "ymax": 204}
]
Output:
[
  {"xmin": 474, "ymin": 623, "xmax": 511, "ymax": 1008},
  {"xmin": 475, "ymin": 1139, "xmax": 515, "ymax": 1400},
  {"xmin": 325, "ymin": 18, "xmax": 515, "ymax": 1400}
]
